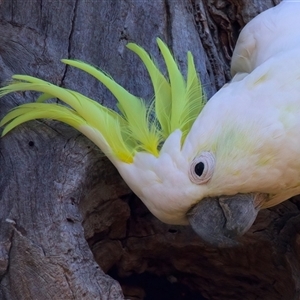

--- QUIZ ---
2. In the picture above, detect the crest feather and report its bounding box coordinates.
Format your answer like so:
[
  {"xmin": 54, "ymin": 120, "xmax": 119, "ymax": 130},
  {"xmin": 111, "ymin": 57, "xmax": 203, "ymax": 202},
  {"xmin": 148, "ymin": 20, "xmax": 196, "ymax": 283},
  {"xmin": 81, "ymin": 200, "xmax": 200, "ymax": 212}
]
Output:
[
  {"xmin": 0, "ymin": 40, "xmax": 205, "ymax": 163},
  {"xmin": 126, "ymin": 42, "xmax": 172, "ymax": 139}
]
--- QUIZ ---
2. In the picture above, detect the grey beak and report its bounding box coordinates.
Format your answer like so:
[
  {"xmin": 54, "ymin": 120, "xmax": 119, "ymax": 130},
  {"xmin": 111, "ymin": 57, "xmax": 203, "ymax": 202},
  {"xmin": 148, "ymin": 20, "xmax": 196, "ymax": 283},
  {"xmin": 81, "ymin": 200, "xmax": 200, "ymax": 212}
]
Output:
[{"xmin": 187, "ymin": 194, "xmax": 260, "ymax": 247}]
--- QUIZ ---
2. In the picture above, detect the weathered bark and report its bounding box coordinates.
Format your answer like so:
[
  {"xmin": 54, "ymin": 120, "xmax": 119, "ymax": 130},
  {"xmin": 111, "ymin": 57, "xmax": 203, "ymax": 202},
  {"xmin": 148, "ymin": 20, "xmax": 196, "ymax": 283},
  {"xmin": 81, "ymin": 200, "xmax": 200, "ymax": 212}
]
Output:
[{"xmin": 1, "ymin": 0, "xmax": 299, "ymax": 299}]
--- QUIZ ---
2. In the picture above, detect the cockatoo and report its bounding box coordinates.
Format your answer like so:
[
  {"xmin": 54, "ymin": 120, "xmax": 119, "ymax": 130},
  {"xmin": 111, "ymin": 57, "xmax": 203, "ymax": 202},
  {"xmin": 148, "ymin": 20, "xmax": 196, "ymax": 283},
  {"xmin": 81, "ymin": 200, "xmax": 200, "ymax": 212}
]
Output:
[{"xmin": 0, "ymin": 0, "xmax": 298, "ymax": 246}]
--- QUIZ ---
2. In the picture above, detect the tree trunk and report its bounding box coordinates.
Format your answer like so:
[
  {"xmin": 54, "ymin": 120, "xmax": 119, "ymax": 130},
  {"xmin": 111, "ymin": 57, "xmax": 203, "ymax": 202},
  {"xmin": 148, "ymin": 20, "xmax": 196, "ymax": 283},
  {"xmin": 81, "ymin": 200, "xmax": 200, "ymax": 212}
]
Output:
[{"xmin": 1, "ymin": 0, "xmax": 298, "ymax": 299}]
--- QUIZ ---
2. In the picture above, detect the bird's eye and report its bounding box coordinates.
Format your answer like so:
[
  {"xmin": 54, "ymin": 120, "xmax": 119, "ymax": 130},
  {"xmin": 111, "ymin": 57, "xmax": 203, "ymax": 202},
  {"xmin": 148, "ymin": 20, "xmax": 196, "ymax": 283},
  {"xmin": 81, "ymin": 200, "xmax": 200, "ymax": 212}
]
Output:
[
  {"xmin": 189, "ymin": 152, "xmax": 215, "ymax": 184},
  {"xmin": 194, "ymin": 161, "xmax": 205, "ymax": 176}
]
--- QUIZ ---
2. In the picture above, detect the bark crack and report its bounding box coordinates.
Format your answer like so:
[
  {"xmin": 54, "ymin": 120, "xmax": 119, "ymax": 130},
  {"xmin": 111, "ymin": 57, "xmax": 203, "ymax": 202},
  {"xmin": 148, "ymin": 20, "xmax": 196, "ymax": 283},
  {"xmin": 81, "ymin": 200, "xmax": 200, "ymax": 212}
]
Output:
[
  {"xmin": 0, "ymin": 220, "xmax": 14, "ymax": 278},
  {"xmin": 165, "ymin": 0, "xmax": 173, "ymax": 48},
  {"xmin": 61, "ymin": 0, "xmax": 79, "ymax": 86}
]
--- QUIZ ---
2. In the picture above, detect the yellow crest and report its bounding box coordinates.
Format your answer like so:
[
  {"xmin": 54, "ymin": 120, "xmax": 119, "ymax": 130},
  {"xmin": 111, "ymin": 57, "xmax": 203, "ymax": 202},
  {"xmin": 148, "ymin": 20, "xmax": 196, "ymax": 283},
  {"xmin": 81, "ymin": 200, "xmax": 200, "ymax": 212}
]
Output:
[{"xmin": 0, "ymin": 38, "xmax": 205, "ymax": 163}]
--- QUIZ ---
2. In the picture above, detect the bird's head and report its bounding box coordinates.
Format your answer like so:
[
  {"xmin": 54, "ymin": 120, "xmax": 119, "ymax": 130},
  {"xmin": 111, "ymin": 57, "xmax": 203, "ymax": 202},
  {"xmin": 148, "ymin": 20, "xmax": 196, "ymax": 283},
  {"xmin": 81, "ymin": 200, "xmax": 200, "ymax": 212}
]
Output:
[{"xmin": 0, "ymin": 39, "xmax": 271, "ymax": 246}]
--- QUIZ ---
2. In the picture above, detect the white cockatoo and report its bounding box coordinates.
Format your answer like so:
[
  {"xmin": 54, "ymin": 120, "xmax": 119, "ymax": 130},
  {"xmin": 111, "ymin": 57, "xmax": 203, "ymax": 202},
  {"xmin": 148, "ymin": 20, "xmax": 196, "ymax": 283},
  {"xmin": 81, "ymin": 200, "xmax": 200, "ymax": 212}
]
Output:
[{"xmin": 1, "ymin": 0, "xmax": 299, "ymax": 245}]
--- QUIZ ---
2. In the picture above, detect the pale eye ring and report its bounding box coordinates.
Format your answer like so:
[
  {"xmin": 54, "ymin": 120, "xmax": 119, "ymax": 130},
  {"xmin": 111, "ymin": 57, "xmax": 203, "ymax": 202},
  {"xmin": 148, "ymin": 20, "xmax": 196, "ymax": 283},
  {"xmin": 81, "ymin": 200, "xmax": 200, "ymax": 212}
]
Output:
[{"xmin": 189, "ymin": 152, "xmax": 215, "ymax": 184}]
